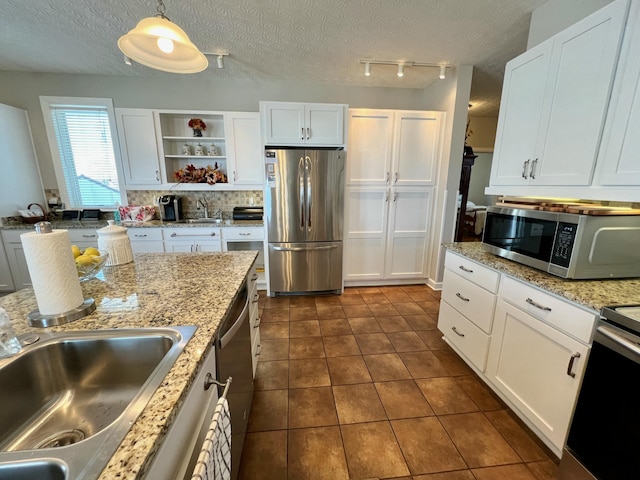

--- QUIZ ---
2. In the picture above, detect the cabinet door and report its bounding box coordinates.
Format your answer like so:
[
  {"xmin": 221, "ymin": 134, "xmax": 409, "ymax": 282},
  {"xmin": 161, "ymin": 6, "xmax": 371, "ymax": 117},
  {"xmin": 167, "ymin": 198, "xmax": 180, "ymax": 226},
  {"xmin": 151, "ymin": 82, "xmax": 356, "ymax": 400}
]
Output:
[
  {"xmin": 4, "ymin": 243, "xmax": 31, "ymax": 289},
  {"xmin": 535, "ymin": 0, "xmax": 628, "ymax": 185},
  {"xmin": 165, "ymin": 242, "xmax": 195, "ymax": 253},
  {"xmin": 347, "ymin": 109, "xmax": 394, "ymax": 185},
  {"xmin": 197, "ymin": 242, "xmax": 222, "ymax": 252},
  {"xmin": 392, "ymin": 111, "xmax": 444, "ymax": 186},
  {"xmin": 597, "ymin": 1, "xmax": 640, "ymax": 186},
  {"xmin": 490, "ymin": 40, "xmax": 553, "ymax": 186},
  {"xmin": 261, "ymin": 102, "xmax": 305, "ymax": 145},
  {"xmin": 305, "ymin": 104, "xmax": 345, "ymax": 145},
  {"xmin": 225, "ymin": 112, "xmax": 263, "ymax": 186},
  {"xmin": 0, "ymin": 242, "xmax": 15, "ymax": 292},
  {"xmin": 384, "ymin": 187, "xmax": 432, "ymax": 278},
  {"xmin": 487, "ymin": 299, "xmax": 589, "ymax": 452},
  {"xmin": 344, "ymin": 187, "xmax": 389, "ymax": 281},
  {"xmin": 115, "ymin": 108, "xmax": 162, "ymax": 185}
]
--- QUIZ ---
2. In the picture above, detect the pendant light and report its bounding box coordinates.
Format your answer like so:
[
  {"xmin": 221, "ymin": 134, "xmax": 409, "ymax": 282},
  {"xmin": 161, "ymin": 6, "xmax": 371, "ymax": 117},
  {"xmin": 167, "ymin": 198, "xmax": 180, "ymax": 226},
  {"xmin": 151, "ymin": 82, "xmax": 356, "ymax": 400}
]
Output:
[{"xmin": 118, "ymin": 0, "xmax": 208, "ymax": 74}]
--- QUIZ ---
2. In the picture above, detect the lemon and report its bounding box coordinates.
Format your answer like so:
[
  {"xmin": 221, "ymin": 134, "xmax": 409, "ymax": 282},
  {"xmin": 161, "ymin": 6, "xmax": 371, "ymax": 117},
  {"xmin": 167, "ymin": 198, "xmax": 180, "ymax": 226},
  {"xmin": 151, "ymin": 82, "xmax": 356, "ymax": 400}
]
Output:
[
  {"xmin": 71, "ymin": 245, "xmax": 81, "ymax": 258},
  {"xmin": 83, "ymin": 247, "xmax": 101, "ymax": 257},
  {"xmin": 75, "ymin": 254, "xmax": 95, "ymax": 267}
]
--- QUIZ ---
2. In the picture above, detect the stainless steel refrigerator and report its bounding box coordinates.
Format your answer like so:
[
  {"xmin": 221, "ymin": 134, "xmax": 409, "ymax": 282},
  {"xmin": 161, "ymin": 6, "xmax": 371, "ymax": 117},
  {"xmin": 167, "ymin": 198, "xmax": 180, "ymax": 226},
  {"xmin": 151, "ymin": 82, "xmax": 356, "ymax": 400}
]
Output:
[{"xmin": 265, "ymin": 147, "xmax": 345, "ymax": 295}]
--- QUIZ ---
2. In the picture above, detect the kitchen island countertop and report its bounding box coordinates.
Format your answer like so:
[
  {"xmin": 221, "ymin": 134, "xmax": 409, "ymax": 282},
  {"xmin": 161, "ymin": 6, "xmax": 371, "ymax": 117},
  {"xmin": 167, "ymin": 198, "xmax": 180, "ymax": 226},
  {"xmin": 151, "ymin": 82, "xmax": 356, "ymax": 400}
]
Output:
[
  {"xmin": 0, "ymin": 219, "xmax": 264, "ymax": 230},
  {"xmin": 0, "ymin": 251, "xmax": 257, "ymax": 479},
  {"xmin": 445, "ymin": 242, "xmax": 640, "ymax": 312}
]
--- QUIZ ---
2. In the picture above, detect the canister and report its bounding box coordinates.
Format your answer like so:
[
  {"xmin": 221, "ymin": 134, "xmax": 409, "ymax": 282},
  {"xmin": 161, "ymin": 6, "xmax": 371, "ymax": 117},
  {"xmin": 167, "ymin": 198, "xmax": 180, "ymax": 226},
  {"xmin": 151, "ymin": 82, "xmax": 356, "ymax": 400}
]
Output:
[{"xmin": 97, "ymin": 220, "xmax": 134, "ymax": 266}]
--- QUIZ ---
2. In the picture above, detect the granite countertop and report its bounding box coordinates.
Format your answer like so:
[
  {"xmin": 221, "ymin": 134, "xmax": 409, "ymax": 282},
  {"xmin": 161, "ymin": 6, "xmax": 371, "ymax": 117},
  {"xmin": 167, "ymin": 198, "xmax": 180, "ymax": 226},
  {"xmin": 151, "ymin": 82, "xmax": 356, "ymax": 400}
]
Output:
[
  {"xmin": 444, "ymin": 242, "xmax": 640, "ymax": 312},
  {"xmin": 1, "ymin": 219, "xmax": 264, "ymax": 230},
  {"xmin": 0, "ymin": 251, "xmax": 258, "ymax": 479}
]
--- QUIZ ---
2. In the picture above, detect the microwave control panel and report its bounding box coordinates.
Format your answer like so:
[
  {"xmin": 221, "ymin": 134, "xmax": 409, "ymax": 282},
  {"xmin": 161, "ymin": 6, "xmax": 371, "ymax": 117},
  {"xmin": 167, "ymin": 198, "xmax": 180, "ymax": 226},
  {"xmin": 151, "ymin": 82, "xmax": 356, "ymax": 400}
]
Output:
[{"xmin": 551, "ymin": 222, "xmax": 578, "ymax": 268}]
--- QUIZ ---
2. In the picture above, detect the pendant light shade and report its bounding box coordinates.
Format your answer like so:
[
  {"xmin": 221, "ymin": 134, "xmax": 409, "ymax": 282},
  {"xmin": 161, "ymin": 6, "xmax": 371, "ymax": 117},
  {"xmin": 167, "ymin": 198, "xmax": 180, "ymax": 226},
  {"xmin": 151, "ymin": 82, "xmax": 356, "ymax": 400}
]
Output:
[{"xmin": 118, "ymin": 8, "xmax": 208, "ymax": 74}]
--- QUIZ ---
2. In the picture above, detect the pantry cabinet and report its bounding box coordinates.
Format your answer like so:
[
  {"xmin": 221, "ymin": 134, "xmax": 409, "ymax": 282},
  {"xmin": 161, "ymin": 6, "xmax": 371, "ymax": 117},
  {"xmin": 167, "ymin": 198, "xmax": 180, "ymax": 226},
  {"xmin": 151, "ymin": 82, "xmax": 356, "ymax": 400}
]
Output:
[
  {"xmin": 260, "ymin": 101, "xmax": 346, "ymax": 146},
  {"xmin": 344, "ymin": 186, "xmax": 433, "ymax": 281},
  {"xmin": 488, "ymin": 0, "xmax": 629, "ymax": 188},
  {"xmin": 344, "ymin": 108, "xmax": 443, "ymax": 284},
  {"xmin": 114, "ymin": 108, "xmax": 162, "ymax": 187}
]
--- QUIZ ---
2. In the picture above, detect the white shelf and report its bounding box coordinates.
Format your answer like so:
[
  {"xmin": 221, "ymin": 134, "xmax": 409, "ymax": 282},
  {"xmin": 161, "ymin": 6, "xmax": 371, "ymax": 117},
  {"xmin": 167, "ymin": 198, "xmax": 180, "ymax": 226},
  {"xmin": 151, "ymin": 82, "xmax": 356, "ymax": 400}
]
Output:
[
  {"xmin": 165, "ymin": 155, "xmax": 227, "ymax": 159},
  {"xmin": 163, "ymin": 136, "xmax": 226, "ymax": 141}
]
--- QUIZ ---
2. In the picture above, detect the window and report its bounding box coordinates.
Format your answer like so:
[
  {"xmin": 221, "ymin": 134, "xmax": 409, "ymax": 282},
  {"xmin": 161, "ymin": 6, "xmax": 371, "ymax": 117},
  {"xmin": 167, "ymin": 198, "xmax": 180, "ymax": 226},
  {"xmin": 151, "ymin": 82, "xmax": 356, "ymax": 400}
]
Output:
[{"xmin": 40, "ymin": 97, "xmax": 126, "ymax": 209}]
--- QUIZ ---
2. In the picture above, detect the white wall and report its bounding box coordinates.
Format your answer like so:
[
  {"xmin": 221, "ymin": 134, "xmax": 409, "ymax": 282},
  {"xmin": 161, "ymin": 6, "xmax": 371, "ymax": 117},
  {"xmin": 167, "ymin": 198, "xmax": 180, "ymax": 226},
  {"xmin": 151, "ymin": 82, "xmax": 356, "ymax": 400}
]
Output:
[
  {"xmin": 528, "ymin": 0, "xmax": 615, "ymax": 48},
  {"xmin": 468, "ymin": 152, "xmax": 497, "ymax": 207}
]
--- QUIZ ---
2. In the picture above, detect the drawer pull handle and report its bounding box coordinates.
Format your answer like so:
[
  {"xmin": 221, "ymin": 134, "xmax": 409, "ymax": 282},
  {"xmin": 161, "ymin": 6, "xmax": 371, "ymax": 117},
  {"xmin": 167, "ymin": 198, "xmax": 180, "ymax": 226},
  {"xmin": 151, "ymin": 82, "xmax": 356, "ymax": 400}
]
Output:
[
  {"xmin": 256, "ymin": 344, "xmax": 262, "ymax": 355},
  {"xmin": 134, "ymin": 234, "xmax": 148, "ymax": 238},
  {"xmin": 252, "ymin": 294, "xmax": 259, "ymax": 303},
  {"xmin": 171, "ymin": 232, "xmax": 217, "ymax": 237},
  {"xmin": 455, "ymin": 292, "xmax": 470, "ymax": 302},
  {"xmin": 251, "ymin": 273, "xmax": 258, "ymax": 281},
  {"xmin": 254, "ymin": 318, "xmax": 261, "ymax": 328},
  {"xmin": 526, "ymin": 298, "xmax": 551, "ymax": 312},
  {"xmin": 458, "ymin": 265, "xmax": 473, "ymax": 273},
  {"xmin": 82, "ymin": 234, "xmax": 97, "ymax": 238},
  {"xmin": 239, "ymin": 232, "xmax": 251, "ymax": 236},
  {"xmin": 451, "ymin": 326, "xmax": 465, "ymax": 337},
  {"xmin": 567, "ymin": 352, "xmax": 581, "ymax": 378}
]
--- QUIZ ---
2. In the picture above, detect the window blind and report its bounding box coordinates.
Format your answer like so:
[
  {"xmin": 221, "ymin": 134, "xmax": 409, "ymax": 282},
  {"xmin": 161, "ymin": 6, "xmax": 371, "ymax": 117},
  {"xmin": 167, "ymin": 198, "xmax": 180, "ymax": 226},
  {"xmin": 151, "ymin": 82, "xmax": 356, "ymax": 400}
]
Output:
[{"xmin": 50, "ymin": 106, "xmax": 121, "ymax": 207}]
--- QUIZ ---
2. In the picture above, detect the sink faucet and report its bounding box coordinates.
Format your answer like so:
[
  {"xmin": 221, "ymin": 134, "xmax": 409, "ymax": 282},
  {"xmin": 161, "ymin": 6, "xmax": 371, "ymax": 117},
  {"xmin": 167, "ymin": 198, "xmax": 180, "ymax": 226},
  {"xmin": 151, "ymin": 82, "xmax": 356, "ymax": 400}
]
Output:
[{"xmin": 197, "ymin": 197, "xmax": 209, "ymax": 218}]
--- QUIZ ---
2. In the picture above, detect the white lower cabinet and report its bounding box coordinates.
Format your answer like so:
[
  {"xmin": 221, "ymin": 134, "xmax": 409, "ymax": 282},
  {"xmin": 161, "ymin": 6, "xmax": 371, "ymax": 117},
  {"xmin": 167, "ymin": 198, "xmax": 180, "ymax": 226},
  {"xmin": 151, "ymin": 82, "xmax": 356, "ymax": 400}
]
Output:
[
  {"xmin": 163, "ymin": 228, "xmax": 221, "ymax": 252},
  {"xmin": 143, "ymin": 344, "xmax": 218, "ymax": 480},
  {"xmin": 248, "ymin": 264, "xmax": 261, "ymax": 377},
  {"xmin": 0, "ymin": 241, "xmax": 15, "ymax": 292},
  {"xmin": 486, "ymin": 298, "xmax": 590, "ymax": 453},
  {"xmin": 344, "ymin": 186, "xmax": 433, "ymax": 282},
  {"xmin": 128, "ymin": 228, "xmax": 165, "ymax": 253},
  {"xmin": 438, "ymin": 251, "xmax": 597, "ymax": 457}
]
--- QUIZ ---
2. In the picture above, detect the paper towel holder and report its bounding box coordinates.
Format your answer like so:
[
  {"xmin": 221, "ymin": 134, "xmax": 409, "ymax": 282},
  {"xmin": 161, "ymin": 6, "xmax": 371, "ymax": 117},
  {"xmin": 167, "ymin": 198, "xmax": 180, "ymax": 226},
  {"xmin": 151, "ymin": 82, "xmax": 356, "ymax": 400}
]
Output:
[{"xmin": 27, "ymin": 298, "xmax": 96, "ymax": 328}]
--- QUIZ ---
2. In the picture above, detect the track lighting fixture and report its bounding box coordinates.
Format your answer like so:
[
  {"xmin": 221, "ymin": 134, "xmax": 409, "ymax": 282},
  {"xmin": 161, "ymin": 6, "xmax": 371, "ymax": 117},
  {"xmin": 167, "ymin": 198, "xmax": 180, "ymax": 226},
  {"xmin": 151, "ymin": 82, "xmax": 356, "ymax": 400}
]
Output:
[
  {"xmin": 360, "ymin": 60, "xmax": 452, "ymax": 80},
  {"xmin": 203, "ymin": 51, "xmax": 229, "ymax": 69},
  {"xmin": 118, "ymin": 0, "xmax": 208, "ymax": 73}
]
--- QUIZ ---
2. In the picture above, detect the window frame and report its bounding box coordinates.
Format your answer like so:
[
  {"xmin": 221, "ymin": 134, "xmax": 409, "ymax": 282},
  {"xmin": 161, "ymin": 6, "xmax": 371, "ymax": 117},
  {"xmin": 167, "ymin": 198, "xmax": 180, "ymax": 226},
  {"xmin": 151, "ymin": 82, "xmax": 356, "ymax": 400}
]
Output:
[{"xmin": 40, "ymin": 96, "xmax": 127, "ymax": 209}]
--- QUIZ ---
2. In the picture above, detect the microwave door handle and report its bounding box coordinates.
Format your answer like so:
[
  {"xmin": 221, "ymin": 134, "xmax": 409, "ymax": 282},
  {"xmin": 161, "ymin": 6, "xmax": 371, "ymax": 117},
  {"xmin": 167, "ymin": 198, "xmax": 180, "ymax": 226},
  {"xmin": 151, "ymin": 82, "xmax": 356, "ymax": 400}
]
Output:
[
  {"xmin": 298, "ymin": 157, "xmax": 305, "ymax": 230},
  {"xmin": 305, "ymin": 156, "xmax": 312, "ymax": 231}
]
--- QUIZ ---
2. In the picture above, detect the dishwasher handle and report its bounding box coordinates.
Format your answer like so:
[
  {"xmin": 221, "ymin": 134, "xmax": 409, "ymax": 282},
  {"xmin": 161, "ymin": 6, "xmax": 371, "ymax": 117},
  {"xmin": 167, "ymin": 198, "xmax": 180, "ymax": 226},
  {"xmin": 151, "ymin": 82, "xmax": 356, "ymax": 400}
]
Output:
[{"xmin": 218, "ymin": 295, "xmax": 250, "ymax": 350}]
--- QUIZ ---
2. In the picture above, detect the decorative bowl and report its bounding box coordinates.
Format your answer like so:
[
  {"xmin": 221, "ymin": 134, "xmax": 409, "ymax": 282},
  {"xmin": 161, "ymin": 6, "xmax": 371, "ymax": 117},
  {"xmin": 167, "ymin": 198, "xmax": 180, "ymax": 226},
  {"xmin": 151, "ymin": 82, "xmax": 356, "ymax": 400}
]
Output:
[
  {"xmin": 76, "ymin": 253, "xmax": 109, "ymax": 281},
  {"xmin": 119, "ymin": 205, "xmax": 155, "ymax": 223}
]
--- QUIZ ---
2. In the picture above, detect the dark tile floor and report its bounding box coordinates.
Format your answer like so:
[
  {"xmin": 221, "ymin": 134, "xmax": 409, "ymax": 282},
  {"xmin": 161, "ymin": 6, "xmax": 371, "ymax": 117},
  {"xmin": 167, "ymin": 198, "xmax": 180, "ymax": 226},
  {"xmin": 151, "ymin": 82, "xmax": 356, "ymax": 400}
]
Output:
[{"xmin": 238, "ymin": 285, "xmax": 559, "ymax": 480}]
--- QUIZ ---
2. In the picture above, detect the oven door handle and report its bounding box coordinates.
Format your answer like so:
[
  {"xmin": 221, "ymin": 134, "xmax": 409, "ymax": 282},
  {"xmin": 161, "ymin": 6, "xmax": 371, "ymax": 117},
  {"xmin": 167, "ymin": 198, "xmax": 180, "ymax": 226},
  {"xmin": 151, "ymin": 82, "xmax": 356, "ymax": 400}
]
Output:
[{"xmin": 597, "ymin": 325, "xmax": 640, "ymax": 356}]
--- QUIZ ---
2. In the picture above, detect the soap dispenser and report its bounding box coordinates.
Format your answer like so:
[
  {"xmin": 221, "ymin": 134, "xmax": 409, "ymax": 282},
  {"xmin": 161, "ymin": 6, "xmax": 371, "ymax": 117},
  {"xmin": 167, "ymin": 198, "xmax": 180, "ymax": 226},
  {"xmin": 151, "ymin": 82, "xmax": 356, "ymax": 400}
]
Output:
[{"xmin": 98, "ymin": 220, "xmax": 134, "ymax": 266}]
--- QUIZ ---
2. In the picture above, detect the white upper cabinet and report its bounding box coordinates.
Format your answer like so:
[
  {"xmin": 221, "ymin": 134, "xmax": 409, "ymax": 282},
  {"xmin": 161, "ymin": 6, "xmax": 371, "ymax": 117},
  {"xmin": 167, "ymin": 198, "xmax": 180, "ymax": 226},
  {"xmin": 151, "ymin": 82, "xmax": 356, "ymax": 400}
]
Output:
[
  {"xmin": 224, "ymin": 112, "xmax": 263, "ymax": 186},
  {"xmin": 260, "ymin": 101, "xmax": 346, "ymax": 146},
  {"xmin": 595, "ymin": 1, "xmax": 640, "ymax": 188},
  {"xmin": 115, "ymin": 108, "xmax": 162, "ymax": 186},
  {"xmin": 347, "ymin": 109, "xmax": 444, "ymax": 187},
  {"xmin": 488, "ymin": 0, "xmax": 629, "ymax": 189}
]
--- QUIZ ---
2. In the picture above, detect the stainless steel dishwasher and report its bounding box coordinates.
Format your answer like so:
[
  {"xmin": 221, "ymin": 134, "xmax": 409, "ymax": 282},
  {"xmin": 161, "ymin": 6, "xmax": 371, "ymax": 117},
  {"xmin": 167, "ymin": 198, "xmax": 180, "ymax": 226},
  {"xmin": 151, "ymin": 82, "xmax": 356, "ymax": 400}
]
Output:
[{"xmin": 216, "ymin": 281, "xmax": 254, "ymax": 480}]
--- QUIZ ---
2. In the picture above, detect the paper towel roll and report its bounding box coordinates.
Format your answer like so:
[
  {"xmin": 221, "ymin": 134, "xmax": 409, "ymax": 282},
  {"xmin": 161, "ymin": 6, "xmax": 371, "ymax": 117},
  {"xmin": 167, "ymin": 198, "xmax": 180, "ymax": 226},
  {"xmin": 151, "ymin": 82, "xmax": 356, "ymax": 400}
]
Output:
[{"xmin": 20, "ymin": 229, "xmax": 85, "ymax": 316}]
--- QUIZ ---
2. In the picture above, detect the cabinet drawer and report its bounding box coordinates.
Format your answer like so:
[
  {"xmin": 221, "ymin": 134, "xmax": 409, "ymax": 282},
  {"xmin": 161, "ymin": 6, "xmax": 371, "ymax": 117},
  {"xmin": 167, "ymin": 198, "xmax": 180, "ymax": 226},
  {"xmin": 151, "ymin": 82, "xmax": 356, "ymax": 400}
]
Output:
[
  {"xmin": 128, "ymin": 228, "xmax": 163, "ymax": 242},
  {"xmin": 163, "ymin": 227, "xmax": 221, "ymax": 241},
  {"xmin": 67, "ymin": 229, "xmax": 99, "ymax": 243},
  {"xmin": 499, "ymin": 276, "xmax": 597, "ymax": 343},
  {"xmin": 223, "ymin": 227, "xmax": 264, "ymax": 240},
  {"xmin": 444, "ymin": 251, "xmax": 499, "ymax": 293},
  {"xmin": 438, "ymin": 300, "xmax": 490, "ymax": 372},
  {"xmin": 442, "ymin": 269, "xmax": 496, "ymax": 333}
]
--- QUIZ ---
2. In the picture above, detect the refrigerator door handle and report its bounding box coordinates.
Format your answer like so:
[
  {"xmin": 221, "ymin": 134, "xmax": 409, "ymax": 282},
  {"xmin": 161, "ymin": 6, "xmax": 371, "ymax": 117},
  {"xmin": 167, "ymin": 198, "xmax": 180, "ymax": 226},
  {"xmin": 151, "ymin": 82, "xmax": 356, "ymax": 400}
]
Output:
[
  {"xmin": 305, "ymin": 156, "xmax": 312, "ymax": 231},
  {"xmin": 298, "ymin": 156, "xmax": 305, "ymax": 230},
  {"xmin": 272, "ymin": 245, "xmax": 339, "ymax": 252}
]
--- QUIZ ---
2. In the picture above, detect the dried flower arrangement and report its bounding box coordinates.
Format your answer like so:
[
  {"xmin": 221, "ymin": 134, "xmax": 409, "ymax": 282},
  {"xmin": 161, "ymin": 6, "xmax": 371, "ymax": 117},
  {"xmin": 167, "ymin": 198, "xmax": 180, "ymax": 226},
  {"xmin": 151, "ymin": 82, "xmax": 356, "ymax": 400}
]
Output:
[
  {"xmin": 188, "ymin": 118, "xmax": 206, "ymax": 136},
  {"xmin": 174, "ymin": 163, "xmax": 227, "ymax": 185}
]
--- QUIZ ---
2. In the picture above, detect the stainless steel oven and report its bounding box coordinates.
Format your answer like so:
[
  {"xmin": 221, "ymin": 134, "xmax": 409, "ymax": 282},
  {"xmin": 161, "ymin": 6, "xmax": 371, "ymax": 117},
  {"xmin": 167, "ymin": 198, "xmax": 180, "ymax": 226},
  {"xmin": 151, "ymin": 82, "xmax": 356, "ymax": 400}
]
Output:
[{"xmin": 559, "ymin": 305, "xmax": 640, "ymax": 479}]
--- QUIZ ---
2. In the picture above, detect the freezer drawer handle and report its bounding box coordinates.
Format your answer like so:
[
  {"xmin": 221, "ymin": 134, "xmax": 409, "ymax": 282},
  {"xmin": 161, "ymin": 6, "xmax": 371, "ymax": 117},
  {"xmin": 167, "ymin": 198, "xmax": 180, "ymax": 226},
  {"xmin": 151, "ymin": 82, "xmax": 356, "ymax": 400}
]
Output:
[
  {"xmin": 526, "ymin": 298, "xmax": 551, "ymax": 312},
  {"xmin": 566, "ymin": 352, "xmax": 581, "ymax": 378},
  {"xmin": 272, "ymin": 245, "xmax": 338, "ymax": 252}
]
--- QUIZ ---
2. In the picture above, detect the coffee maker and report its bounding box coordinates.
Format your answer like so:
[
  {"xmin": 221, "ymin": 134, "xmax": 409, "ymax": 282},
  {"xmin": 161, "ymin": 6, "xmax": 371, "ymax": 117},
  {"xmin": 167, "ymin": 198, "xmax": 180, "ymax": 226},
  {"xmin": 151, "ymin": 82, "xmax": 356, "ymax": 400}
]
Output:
[{"xmin": 158, "ymin": 195, "xmax": 182, "ymax": 221}]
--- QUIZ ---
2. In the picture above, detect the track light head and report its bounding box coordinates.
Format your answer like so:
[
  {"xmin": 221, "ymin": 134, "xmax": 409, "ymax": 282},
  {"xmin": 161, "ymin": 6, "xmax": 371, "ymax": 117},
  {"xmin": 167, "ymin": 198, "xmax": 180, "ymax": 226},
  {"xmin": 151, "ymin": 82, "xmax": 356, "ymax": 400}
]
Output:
[
  {"xmin": 364, "ymin": 61, "xmax": 371, "ymax": 77},
  {"xmin": 397, "ymin": 63, "xmax": 404, "ymax": 77},
  {"xmin": 439, "ymin": 65, "xmax": 446, "ymax": 79},
  {"xmin": 216, "ymin": 55, "xmax": 224, "ymax": 69},
  {"xmin": 124, "ymin": 54, "xmax": 132, "ymax": 66}
]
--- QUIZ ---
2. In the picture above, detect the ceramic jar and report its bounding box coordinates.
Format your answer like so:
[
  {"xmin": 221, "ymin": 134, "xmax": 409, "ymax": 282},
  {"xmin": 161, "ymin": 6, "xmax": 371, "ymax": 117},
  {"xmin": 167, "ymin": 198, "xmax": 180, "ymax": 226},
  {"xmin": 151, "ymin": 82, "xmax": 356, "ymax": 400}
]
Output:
[
  {"xmin": 195, "ymin": 143, "xmax": 205, "ymax": 156},
  {"xmin": 98, "ymin": 220, "xmax": 134, "ymax": 266}
]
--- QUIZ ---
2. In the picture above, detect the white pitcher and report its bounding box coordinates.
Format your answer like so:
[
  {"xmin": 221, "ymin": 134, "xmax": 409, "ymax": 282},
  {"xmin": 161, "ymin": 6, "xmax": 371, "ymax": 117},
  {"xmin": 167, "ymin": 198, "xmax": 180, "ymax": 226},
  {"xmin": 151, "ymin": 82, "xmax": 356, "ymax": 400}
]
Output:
[{"xmin": 98, "ymin": 220, "xmax": 134, "ymax": 266}]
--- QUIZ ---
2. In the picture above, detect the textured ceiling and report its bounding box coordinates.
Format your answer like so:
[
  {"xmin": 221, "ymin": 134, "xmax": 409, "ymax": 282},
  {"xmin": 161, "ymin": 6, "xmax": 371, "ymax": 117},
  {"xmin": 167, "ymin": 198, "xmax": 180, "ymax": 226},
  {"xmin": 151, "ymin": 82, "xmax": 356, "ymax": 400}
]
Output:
[{"xmin": 1, "ymin": 0, "xmax": 547, "ymax": 116}]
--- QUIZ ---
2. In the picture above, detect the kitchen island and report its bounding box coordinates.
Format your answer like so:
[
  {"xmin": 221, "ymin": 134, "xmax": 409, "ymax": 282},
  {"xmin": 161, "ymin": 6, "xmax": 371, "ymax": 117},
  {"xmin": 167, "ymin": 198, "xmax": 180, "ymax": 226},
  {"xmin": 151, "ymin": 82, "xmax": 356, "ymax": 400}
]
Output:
[{"xmin": 0, "ymin": 251, "xmax": 257, "ymax": 479}]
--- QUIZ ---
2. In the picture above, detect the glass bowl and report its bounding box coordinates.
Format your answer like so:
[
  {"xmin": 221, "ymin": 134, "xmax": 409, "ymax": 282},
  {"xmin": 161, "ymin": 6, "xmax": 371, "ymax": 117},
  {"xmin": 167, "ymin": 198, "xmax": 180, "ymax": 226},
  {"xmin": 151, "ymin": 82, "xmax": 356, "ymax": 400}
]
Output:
[{"xmin": 76, "ymin": 253, "xmax": 109, "ymax": 281}]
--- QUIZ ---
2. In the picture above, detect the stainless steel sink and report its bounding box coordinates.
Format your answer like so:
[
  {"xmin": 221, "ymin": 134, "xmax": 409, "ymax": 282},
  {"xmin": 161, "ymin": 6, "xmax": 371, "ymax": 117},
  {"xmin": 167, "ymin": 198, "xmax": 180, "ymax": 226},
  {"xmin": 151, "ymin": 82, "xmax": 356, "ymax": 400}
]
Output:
[
  {"xmin": 0, "ymin": 459, "xmax": 67, "ymax": 480},
  {"xmin": 0, "ymin": 326, "xmax": 197, "ymax": 480}
]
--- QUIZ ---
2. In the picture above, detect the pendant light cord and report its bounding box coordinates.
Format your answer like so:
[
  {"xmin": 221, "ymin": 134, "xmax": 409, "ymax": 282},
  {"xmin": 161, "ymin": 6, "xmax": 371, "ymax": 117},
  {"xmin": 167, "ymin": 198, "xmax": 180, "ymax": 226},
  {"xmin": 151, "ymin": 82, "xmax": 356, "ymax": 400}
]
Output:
[{"xmin": 156, "ymin": 0, "xmax": 170, "ymax": 20}]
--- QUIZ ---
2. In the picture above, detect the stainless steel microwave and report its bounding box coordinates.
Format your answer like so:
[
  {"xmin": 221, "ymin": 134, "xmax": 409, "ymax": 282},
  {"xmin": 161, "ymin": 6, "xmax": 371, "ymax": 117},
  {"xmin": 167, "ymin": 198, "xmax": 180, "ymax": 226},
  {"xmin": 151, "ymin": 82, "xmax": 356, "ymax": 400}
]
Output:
[{"xmin": 482, "ymin": 206, "xmax": 640, "ymax": 279}]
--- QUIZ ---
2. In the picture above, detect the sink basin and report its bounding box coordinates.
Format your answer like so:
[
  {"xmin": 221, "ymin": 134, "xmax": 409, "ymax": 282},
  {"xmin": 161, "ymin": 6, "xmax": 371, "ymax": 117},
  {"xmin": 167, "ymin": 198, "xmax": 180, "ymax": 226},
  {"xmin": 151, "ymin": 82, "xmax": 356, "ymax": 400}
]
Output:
[
  {"xmin": 0, "ymin": 326, "xmax": 197, "ymax": 479},
  {"xmin": 0, "ymin": 459, "xmax": 67, "ymax": 480},
  {"xmin": 177, "ymin": 218, "xmax": 222, "ymax": 224}
]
